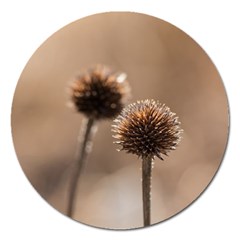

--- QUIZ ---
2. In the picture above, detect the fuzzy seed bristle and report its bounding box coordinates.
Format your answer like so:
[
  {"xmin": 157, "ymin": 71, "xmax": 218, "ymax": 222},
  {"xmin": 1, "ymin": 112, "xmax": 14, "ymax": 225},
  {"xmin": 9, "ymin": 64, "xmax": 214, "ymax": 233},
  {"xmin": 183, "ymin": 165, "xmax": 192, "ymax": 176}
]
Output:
[
  {"xmin": 70, "ymin": 65, "xmax": 131, "ymax": 119},
  {"xmin": 112, "ymin": 99, "xmax": 183, "ymax": 160}
]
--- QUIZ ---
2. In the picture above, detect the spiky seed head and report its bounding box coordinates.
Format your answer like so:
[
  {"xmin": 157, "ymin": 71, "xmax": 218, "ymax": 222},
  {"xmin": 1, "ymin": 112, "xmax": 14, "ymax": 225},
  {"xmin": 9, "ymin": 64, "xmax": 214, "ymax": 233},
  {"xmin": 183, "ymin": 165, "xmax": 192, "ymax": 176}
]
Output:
[
  {"xmin": 70, "ymin": 64, "xmax": 131, "ymax": 120},
  {"xmin": 112, "ymin": 99, "xmax": 183, "ymax": 160}
]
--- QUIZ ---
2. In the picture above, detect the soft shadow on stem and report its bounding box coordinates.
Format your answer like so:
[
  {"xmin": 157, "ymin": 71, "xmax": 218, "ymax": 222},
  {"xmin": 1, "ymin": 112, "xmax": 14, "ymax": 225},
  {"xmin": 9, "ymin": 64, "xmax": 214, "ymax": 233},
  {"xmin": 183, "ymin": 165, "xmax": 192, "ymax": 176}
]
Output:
[
  {"xmin": 66, "ymin": 117, "xmax": 95, "ymax": 218},
  {"xmin": 142, "ymin": 156, "xmax": 153, "ymax": 227}
]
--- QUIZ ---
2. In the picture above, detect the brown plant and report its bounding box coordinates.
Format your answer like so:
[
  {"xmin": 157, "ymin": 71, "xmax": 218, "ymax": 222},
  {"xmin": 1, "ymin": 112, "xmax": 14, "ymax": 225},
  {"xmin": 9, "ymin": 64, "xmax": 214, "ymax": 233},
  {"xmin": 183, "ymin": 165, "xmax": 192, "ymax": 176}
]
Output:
[
  {"xmin": 67, "ymin": 64, "xmax": 131, "ymax": 218},
  {"xmin": 112, "ymin": 99, "xmax": 182, "ymax": 226}
]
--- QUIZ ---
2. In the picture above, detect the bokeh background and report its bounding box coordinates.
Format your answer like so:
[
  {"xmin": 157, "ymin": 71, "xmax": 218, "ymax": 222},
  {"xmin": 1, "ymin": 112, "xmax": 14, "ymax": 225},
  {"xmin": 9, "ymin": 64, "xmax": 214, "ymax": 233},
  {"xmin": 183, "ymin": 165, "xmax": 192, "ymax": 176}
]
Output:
[{"xmin": 12, "ymin": 12, "xmax": 229, "ymax": 229}]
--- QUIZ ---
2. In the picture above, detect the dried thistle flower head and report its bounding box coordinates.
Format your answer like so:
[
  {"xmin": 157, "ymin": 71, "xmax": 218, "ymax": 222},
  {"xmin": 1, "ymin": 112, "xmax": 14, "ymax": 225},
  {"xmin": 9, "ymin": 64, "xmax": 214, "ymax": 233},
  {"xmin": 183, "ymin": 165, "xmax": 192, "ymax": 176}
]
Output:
[
  {"xmin": 70, "ymin": 65, "xmax": 131, "ymax": 120},
  {"xmin": 112, "ymin": 99, "xmax": 182, "ymax": 160}
]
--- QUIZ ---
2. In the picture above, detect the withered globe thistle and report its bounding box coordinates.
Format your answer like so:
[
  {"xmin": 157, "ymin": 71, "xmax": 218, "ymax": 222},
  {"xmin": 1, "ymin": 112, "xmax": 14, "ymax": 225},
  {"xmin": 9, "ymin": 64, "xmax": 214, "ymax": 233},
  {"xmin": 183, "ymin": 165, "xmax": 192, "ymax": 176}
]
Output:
[
  {"xmin": 70, "ymin": 65, "xmax": 130, "ymax": 120},
  {"xmin": 113, "ymin": 99, "xmax": 182, "ymax": 227},
  {"xmin": 112, "ymin": 99, "xmax": 182, "ymax": 160},
  {"xmin": 66, "ymin": 64, "xmax": 130, "ymax": 219}
]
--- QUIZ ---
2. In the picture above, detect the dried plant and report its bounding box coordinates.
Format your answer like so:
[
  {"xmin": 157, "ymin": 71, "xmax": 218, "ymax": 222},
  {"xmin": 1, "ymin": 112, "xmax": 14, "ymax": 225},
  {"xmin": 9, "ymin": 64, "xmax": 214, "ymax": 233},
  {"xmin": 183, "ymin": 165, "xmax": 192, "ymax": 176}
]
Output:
[
  {"xmin": 67, "ymin": 64, "xmax": 130, "ymax": 218},
  {"xmin": 70, "ymin": 64, "xmax": 130, "ymax": 120},
  {"xmin": 112, "ymin": 99, "xmax": 182, "ymax": 226}
]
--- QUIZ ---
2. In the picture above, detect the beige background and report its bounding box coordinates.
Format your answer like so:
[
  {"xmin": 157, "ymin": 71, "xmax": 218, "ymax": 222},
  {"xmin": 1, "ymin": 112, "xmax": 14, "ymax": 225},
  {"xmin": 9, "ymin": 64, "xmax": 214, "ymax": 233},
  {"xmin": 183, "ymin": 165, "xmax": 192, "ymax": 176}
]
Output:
[{"xmin": 12, "ymin": 12, "xmax": 229, "ymax": 229}]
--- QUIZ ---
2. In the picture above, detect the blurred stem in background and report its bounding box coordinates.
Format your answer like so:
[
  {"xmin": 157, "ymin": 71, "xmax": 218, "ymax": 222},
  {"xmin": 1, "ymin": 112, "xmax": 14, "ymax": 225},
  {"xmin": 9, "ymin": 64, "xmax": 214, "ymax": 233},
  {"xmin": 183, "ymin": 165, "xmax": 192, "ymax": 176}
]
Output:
[{"xmin": 66, "ymin": 117, "xmax": 96, "ymax": 217}]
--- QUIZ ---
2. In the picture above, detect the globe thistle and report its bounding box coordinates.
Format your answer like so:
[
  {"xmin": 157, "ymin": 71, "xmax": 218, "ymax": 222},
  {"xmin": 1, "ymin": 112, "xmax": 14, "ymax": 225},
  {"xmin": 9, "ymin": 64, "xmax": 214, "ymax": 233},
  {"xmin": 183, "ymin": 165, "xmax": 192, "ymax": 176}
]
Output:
[
  {"xmin": 66, "ymin": 64, "xmax": 130, "ymax": 219},
  {"xmin": 70, "ymin": 64, "xmax": 130, "ymax": 120},
  {"xmin": 112, "ymin": 99, "xmax": 183, "ymax": 227},
  {"xmin": 112, "ymin": 99, "xmax": 182, "ymax": 160}
]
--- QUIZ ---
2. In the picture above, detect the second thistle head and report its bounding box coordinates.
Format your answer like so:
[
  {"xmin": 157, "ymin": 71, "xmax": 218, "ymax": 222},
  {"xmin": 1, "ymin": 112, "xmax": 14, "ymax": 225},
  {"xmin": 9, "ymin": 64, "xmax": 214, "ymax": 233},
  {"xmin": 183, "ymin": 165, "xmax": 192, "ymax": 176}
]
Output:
[
  {"xmin": 112, "ymin": 99, "xmax": 183, "ymax": 160},
  {"xmin": 70, "ymin": 64, "xmax": 131, "ymax": 120}
]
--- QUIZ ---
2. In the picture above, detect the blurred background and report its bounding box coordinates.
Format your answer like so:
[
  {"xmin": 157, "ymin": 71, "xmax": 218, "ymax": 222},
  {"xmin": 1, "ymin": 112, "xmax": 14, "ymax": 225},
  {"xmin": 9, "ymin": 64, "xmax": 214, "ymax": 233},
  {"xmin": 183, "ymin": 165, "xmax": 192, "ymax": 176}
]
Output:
[{"xmin": 11, "ymin": 12, "xmax": 229, "ymax": 229}]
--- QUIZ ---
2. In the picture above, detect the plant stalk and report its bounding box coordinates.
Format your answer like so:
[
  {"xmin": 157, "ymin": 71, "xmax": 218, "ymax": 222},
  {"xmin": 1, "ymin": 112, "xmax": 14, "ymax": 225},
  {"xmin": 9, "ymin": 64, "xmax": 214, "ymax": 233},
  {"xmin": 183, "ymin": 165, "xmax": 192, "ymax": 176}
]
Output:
[
  {"xmin": 142, "ymin": 156, "xmax": 153, "ymax": 227},
  {"xmin": 66, "ymin": 117, "xmax": 95, "ymax": 218}
]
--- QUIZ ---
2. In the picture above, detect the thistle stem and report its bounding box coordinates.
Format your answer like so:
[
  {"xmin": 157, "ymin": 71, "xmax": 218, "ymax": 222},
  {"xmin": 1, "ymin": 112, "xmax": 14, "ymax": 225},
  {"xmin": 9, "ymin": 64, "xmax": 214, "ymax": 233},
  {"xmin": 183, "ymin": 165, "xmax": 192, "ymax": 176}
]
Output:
[
  {"xmin": 66, "ymin": 117, "xmax": 95, "ymax": 218},
  {"xmin": 142, "ymin": 156, "xmax": 153, "ymax": 227}
]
